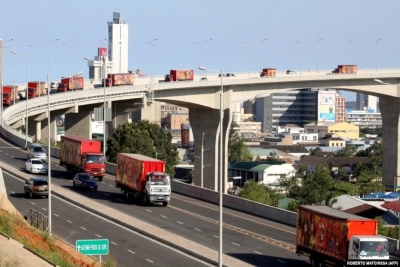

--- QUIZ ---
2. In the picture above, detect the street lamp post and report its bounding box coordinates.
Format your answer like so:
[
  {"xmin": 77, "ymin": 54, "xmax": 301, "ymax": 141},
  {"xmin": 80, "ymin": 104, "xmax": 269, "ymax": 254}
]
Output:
[
  {"xmin": 46, "ymin": 74, "xmax": 52, "ymax": 235},
  {"xmin": 243, "ymin": 42, "xmax": 250, "ymax": 78},
  {"xmin": 146, "ymin": 39, "xmax": 157, "ymax": 83},
  {"xmin": 63, "ymin": 43, "xmax": 73, "ymax": 91},
  {"xmin": 0, "ymin": 38, "xmax": 13, "ymax": 126},
  {"xmin": 204, "ymin": 39, "xmax": 212, "ymax": 74},
  {"xmin": 28, "ymin": 44, "xmax": 40, "ymax": 97},
  {"xmin": 295, "ymin": 41, "xmax": 302, "ymax": 76},
  {"xmin": 10, "ymin": 50, "xmax": 29, "ymax": 148},
  {"xmin": 98, "ymin": 38, "xmax": 107, "ymax": 47},
  {"xmin": 376, "ymin": 38, "xmax": 382, "ymax": 72},
  {"xmin": 193, "ymin": 42, "xmax": 202, "ymax": 67},
  {"xmin": 317, "ymin": 38, "xmax": 323, "ymax": 73},
  {"xmin": 349, "ymin": 41, "xmax": 356, "ymax": 65},
  {"xmin": 50, "ymin": 39, "xmax": 59, "ymax": 91},
  {"xmin": 260, "ymin": 39, "xmax": 267, "ymax": 72}
]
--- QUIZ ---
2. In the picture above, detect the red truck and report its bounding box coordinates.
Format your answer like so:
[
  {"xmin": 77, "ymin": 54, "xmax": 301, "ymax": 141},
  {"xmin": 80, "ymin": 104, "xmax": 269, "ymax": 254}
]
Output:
[
  {"xmin": 27, "ymin": 81, "xmax": 46, "ymax": 98},
  {"xmin": 296, "ymin": 205, "xmax": 389, "ymax": 266},
  {"xmin": 115, "ymin": 153, "xmax": 171, "ymax": 206},
  {"xmin": 60, "ymin": 136, "xmax": 105, "ymax": 181},
  {"xmin": 260, "ymin": 68, "xmax": 276, "ymax": 77},
  {"xmin": 165, "ymin": 69, "xmax": 194, "ymax": 82},
  {"xmin": 2, "ymin": 85, "xmax": 18, "ymax": 106},
  {"xmin": 102, "ymin": 73, "xmax": 134, "ymax": 87},
  {"xmin": 57, "ymin": 77, "xmax": 84, "ymax": 93},
  {"xmin": 332, "ymin": 65, "xmax": 357, "ymax": 74}
]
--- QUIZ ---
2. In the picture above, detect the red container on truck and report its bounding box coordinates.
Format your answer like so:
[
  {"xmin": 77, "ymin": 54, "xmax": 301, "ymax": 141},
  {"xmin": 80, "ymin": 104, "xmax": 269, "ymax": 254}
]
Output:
[
  {"xmin": 27, "ymin": 81, "xmax": 46, "ymax": 98},
  {"xmin": 60, "ymin": 136, "xmax": 105, "ymax": 181},
  {"xmin": 165, "ymin": 69, "xmax": 194, "ymax": 82},
  {"xmin": 57, "ymin": 77, "xmax": 84, "ymax": 92},
  {"xmin": 260, "ymin": 68, "xmax": 276, "ymax": 77},
  {"xmin": 102, "ymin": 73, "xmax": 134, "ymax": 87},
  {"xmin": 296, "ymin": 205, "xmax": 389, "ymax": 266},
  {"xmin": 115, "ymin": 153, "xmax": 171, "ymax": 206},
  {"xmin": 2, "ymin": 85, "xmax": 18, "ymax": 106},
  {"xmin": 332, "ymin": 65, "xmax": 357, "ymax": 74}
]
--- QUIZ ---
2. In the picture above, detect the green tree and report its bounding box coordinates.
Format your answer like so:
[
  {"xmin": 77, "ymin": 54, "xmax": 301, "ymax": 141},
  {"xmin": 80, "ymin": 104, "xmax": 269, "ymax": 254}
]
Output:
[
  {"xmin": 330, "ymin": 181, "xmax": 360, "ymax": 196},
  {"xmin": 376, "ymin": 216, "xmax": 399, "ymax": 239},
  {"xmin": 335, "ymin": 146, "xmax": 357, "ymax": 157},
  {"xmin": 239, "ymin": 181, "xmax": 270, "ymax": 204},
  {"xmin": 228, "ymin": 126, "xmax": 252, "ymax": 162},
  {"xmin": 106, "ymin": 120, "xmax": 179, "ymax": 176},
  {"xmin": 278, "ymin": 175, "xmax": 298, "ymax": 193},
  {"xmin": 310, "ymin": 147, "xmax": 324, "ymax": 157}
]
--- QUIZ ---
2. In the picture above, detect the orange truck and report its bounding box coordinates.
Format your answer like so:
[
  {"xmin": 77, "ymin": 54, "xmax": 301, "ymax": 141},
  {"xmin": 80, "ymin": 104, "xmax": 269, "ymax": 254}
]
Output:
[
  {"xmin": 332, "ymin": 65, "xmax": 357, "ymax": 74},
  {"xmin": 57, "ymin": 77, "xmax": 84, "ymax": 92},
  {"xmin": 260, "ymin": 68, "xmax": 276, "ymax": 77},
  {"xmin": 102, "ymin": 73, "xmax": 134, "ymax": 87},
  {"xmin": 165, "ymin": 69, "xmax": 194, "ymax": 82},
  {"xmin": 60, "ymin": 136, "xmax": 105, "ymax": 181},
  {"xmin": 115, "ymin": 153, "xmax": 171, "ymax": 206},
  {"xmin": 296, "ymin": 205, "xmax": 389, "ymax": 266},
  {"xmin": 27, "ymin": 81, "xmax": 46, "ymax": 98},
  {"xmin": 2, "ymin": 85, "xmax": 18, "ymax": 106}
]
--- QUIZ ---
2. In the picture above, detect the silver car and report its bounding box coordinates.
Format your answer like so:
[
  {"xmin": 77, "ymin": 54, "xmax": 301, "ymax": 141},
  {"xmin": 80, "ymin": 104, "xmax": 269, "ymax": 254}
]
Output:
[
  {"xmin": 27, "ymin": 143, "xmax": 47, "ymax": 162},
  {"xmin": 25, "ymin": 158, "xmax": 47, "ymax": 174}
]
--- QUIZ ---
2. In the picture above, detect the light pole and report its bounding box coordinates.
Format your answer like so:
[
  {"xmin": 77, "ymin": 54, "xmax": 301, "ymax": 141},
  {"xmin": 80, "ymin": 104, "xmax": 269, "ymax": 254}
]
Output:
[
  {"xmin": 193, "ymin": 42, "xmax": 202, "ymax": 67},
  {"xmin": 349, "ymin": 41, "xmax": 356, "ymax": 65},
  {"xmin": 50, "ymin": 39, "xmax": 59, "ymax": 91},
  {"xmin": 10, "ymin": 50, "xmax": 29, "ymax": 148},
  {"xmin": 295, "ymin": 41, "xmax": 302, "ymax": 76},
  {"xmin": 243, "ymin": 42, "xmax": 250, "ymax": 78},
  {"xmin": 98, "ymin": 38, "xmax": 107, "ymax": 47},
  {"xmin": 28, "ymin": 44, "xmax": 40, "ymax": 97},
  {"xmin": 375, "ymin": 38, "xmax": 381, "ymax": 72},
  {"xmin": 63, "ymin": 43, "xmax": 73, "ymax": 91},
  {"xmin": 46, "ymin": 74, "xmax": 52, "ymax": 235},
  {"xmin": 0, "ymin": 38, "xmax": 13, "ymax": 126},
  {"xmin": 146, "ymin": 39, "xmax": 157, "ymax": 83},
  {"xmin": 204, "ymin": 39, "xmax": 212, "ymax": 73},
  {"xmin": 260, "ymin": 39, "xmax": 267, "ymax": 72},
  {"xmin": 317, "ymin": 38, "xmax": 323, "ymax": 73}
]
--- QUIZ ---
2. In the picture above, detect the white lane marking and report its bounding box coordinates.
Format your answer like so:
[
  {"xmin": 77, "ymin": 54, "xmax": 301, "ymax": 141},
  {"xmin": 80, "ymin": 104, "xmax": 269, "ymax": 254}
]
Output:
[
  {"xmin": 146, "ymin": 209, "xmax": 152, "ymax": 212},
  {"xmin": 54, "ymin": 214, "xmax": 59, "ymax": 217},
  {"xmin": 146, "ymin": 259, "xmax": 154, "ymax": 263},
  {"xmin": 232, "ymin": 242, "xmax": 241, "ymax": 246},
  {"xmin": 95, "ymin": 234, "xmax": 102, "ymax": 238},
  {"xmin": 104, "ymin": 194, "xmax": 109, "ymax": 197},
  {"xmin": 161, "ymin": 215, "xmax": 167, "ymax": 218},
  {"xmin": 111, "ymin": 242, "xmax": 117, "ymax": 245},
  {"xmin": 42, "ymin": 207, "xmax": 47, "ymax": 211},
  {"xmin": 80, "ymin": 227, "xmax": 87, "ymax": 230},
  {"xmin": 128, "ymin": 250, "xmax": 135, "ymax": 254},
  {"xmin": 212, "ymin": 235, "xmax": 219, "ymax": 239},
  {"xmin": 31, "ymin": 202, "xmax": 36, "ymax": 205},
  {"xmin": 67, "ymin": 220, "xmax": 72, "ymax": 223},
  {"xmin": 254, "ymin": 251, "xmax": 262, "ymax": 254},
  {"xmin": 277, "ymin": 259, "xmax": 286, "ymax": 263},
  {"xmin": 109, "ymin": 184, "xmax": 113, "ymax": 187},
  {"xmin": 10, "ymin": 191, "xmax": 15, "ymax": 194},
  {"xmin": 5, "ymin": 153, "xmax": 8, "ymax": 156},
  {"xmin": 194, "ymin": 228, "xmax": 202, "ymax": 232},
  {"xmin": 177, "ymin": 221, "xmax": 183, "ymax": 225}
]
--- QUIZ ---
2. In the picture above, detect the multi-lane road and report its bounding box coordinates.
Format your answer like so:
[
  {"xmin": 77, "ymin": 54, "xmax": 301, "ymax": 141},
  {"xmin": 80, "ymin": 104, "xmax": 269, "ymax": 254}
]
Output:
[{"xmin": 0, "ymin": 138, "xmax": 310, "ymax": 267}]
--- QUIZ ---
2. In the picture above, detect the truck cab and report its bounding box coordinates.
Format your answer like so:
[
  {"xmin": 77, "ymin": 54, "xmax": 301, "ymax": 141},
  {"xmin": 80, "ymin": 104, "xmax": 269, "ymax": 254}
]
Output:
[
  {"xmin": 82, "ymin": 153, "xmax": 105, "ymax": 181},
  {"xmin": 348, "ymin": 236, "xmax": 389, "ymax": 260},
  {"xmin": 102, "ymin": 78, "xmax": 112, "ymax": 87},
  {"xmin": 144, "ymin": 172, "xmax": 171, "ymax": 206}
]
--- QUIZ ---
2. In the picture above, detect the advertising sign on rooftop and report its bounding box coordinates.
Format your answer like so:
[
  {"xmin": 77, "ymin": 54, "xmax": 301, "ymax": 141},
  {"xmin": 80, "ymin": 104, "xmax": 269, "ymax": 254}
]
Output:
[{"xmin": 318, "ymin": 92, "xmax": 336, "ymax": 122}]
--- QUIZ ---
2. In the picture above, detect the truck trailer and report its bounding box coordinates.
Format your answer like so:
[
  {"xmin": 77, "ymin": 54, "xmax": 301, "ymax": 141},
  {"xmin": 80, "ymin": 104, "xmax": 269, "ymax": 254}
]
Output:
[
  {"xmin": 332, "ymin": 65, "xmax": 357, "ymax": 74},
  {"xmin": 57, "ymin": 76, "xmax": 84, "ymax": 92},
  {"xmin": 165, "ymin": 69, "xmax": 194, "ymax": 82},
  {"xmin": 296, "ymin": 205, "xmax": 389, "ymax": 266},
  {"xmin": 60, "ymin": 136, "xmax": 105, "ymax": 181},
  {"xmin": 115, "ymin": 153, "xmax": 171, "ymax": 206},
  {"xmin": 2, "ymin": 85, "xmax": 18, "ymax": 105},
  {"xmin": 260, "ymin": 68, "xmax": 276, "ymax": 77},
  {"xmin": 102, "ymin": 73, "xmax": 134, "ymax": 87},
  {"xmin": 27, "ymin": 81, "xmax": 46, "ymax": 98}
]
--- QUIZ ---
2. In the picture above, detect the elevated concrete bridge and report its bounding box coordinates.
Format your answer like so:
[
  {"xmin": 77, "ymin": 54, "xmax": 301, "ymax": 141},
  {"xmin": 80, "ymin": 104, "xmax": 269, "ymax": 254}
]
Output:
[{"xmin": 1, "ymin": 69, "xmax": 400, "ymax": 192}]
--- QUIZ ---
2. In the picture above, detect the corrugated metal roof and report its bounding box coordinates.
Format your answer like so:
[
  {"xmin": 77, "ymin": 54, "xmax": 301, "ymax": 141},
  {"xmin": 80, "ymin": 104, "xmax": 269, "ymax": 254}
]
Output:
[{"xmin": 230, "ymin": 161, "xmax": 273, "ymax": 171}]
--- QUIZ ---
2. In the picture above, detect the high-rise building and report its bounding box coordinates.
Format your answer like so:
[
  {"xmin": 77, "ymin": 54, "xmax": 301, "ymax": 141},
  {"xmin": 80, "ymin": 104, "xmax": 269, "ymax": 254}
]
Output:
[
  {"xmin": 356, "ymin": 93, "xmax": 377, "ymax": 112},
  {"xmin": 335, "ymin": 95, "xmax": 346, "ymax": 122},
  {"xmin": 108, "ymin": 12, "xmax": 129, "ymax": 74}
]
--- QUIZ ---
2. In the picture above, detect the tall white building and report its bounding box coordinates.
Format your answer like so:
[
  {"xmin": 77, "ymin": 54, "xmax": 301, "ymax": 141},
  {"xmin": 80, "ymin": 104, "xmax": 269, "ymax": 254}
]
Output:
[
  {"xmin": 356, "ymin": 93, "xmax": 378, "ymax": 112},
  {"xmin": 108, "ymin": 12, "xmax": 129, "ymax": 74}
]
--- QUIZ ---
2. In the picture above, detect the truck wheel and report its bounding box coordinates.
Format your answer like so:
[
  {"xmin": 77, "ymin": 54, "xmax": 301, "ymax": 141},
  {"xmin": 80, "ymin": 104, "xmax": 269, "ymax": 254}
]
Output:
[
  {"xmin": 162, "ymin": 202, "xmax": 168, "ymax": 207},
  {"xmin": 310, "ymin": 256, "xmax": 318, "ymax": 267},
  {"xmin": 98, "ymin": 177, "xmax": 103, "ymax": 182},
  {"xmin": 123, "ymin": 189, "xmax": 129, "ymax": 200},
  {"xmin": 141, "ymin": 193, "xmax": 148, "ymax": 206}
]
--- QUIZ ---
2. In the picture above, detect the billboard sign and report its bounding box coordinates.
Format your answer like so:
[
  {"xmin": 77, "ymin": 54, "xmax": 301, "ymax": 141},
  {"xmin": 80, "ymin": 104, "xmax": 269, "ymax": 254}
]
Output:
[
  {"xmin": 98, "ymin": 47, "xmax": 107, "ymax": 57},
  {"xmin": 318, "ymin": 92, "xmax": 336, "ymax": 122}
]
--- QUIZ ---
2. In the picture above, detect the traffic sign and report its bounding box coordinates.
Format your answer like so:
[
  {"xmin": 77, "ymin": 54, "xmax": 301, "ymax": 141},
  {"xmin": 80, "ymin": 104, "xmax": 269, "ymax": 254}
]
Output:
[{"xmin": 76, "ymin": 239, "xmax": 109, "ymax": 255}]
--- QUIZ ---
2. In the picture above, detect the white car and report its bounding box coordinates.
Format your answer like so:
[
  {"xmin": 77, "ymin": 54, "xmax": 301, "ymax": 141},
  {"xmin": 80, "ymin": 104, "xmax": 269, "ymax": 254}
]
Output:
[{"xmin": 25, "ymin": 159, "xmax": 47, "ymax": 174}]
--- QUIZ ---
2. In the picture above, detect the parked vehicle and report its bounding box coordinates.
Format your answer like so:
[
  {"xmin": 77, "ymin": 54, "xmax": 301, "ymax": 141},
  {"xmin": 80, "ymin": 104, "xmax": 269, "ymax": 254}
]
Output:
[
  {"xmin": 57, "ymin": 76, "xmax": 84, "ymax": 92},
  {"xmin": 296, "ymin": 205, "xmax": 389, "ymax": 266},
  {"xmin": 25, "ymin": 159, "xmax": 47, "ymax": 174},
  {"xmin": 59, "ymin": 136, "xmax": 105, "ymax": 180},
  {"xmin": 72, "ymin": 173, "xmax": 98, "ymax": 191},
  {"xmin": 24, "ymin": 177, "xmax": 48, "ymax": 198},
  {"xmin": 115, "ymin": 153, "xmax": 171, "ymax": 206},
  {"xmin": 286, "ymin": 70, "xmax": 296, "ymax": 74},
  {"xmin": 218, "ymin": 73, "xmax": 236, "ymax": 77},
  {"xmin": 27, "ymin": 81, "xmax": 46, "ymax": 98},
  {"xmin": 165, "ymin": 69, "xmax": 194, "ymax": 82},
  {"xmin": 2, "ymin": 85, "xmax": 18, "ymax": 106},
  {"xmin": 260, "ymin": 68, "xmax": 276, "ymax": 77},
  {"xmin": 332, "ymin": 65, "xmax": 357, "ymax": 74},
  {"xmin": 102, "ymin": 73, "xmax": 134, "ymax": 87},
  {"xmin": 27, "ymin": 143, "xmax": 47, "ymax": 162}
]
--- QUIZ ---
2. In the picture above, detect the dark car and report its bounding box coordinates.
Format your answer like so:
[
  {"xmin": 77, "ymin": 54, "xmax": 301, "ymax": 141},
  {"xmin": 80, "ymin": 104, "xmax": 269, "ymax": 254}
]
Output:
[
  {"xmin": 24, "ymin": 177, "xmax": 48, "ymax": 198},
  {"xmin": 218, "ymin": 73, "xmax": 236, "ymax": 77},
  {"xmin": 286, "ymin": 70, "xmax": 296, "ymax": 74},
  {"xmin": 73, "ymin": 173, "xmax": 98, "ymax": 191}
]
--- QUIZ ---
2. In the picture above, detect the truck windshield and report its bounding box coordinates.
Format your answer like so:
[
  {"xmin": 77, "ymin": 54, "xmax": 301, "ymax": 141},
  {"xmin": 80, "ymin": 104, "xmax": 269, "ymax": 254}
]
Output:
[
  {"xmin": 3, "ymin": 93, "xmax": 10, "ymax": 98},
  {"xmin": 359, "ymin": 241, "xmax": 389, "ymax": 257},
  {"xmin": 86, "ymin": 155, "xmax": 104, "ymax": 164},
  {"xmin": 150, "ymin": 175, "xmax": 169, "ymax": 185},
  {"xmin": 28, "ymin": 88, "xmax": 36, "ymax": 93}
]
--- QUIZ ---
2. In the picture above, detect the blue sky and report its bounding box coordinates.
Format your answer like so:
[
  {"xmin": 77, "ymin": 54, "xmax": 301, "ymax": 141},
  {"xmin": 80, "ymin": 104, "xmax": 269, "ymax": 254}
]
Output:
[{"xmin": 1, "ymin": 0, "xmax": 400, "ymax": 101}]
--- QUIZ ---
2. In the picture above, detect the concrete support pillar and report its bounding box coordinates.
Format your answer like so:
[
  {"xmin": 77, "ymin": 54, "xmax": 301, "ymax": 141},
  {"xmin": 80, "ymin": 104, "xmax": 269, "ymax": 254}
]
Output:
[
  {"xmin": 65, "ymin": 108, "xmax": 93, "ymax": 139},
  {"xmin": 380, "ymin": 96, "xmax": 400, "ymax": 190},
  {"xmin": 27, "ymin": 118, "xmax": 37, "ymax": 142},
  {"xmin": 190, "ymin": 107, "xmax": 231, "ymax": 192},
  {"xmin": 132, "ymin": 102, "xmax": 162, "ymax": 126},
  {"xmin": 35, "ymin": 121, "xmax": 41, "ymax": 141},
  {"xmin": 40, "ymin": 117, "xmax": 57, "ymax": 142}
]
